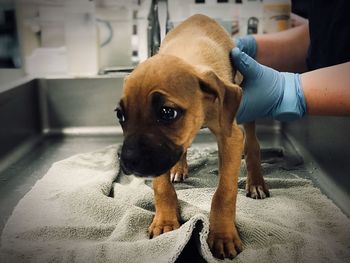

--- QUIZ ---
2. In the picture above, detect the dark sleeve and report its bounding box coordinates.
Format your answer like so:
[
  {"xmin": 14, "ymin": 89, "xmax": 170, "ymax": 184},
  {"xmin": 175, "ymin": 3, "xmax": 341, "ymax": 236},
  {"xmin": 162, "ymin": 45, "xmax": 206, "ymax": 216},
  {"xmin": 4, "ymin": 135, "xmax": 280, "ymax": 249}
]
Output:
[{"xmin": 306, "ymin": 0, "xmax": 350, "ymax": 70}]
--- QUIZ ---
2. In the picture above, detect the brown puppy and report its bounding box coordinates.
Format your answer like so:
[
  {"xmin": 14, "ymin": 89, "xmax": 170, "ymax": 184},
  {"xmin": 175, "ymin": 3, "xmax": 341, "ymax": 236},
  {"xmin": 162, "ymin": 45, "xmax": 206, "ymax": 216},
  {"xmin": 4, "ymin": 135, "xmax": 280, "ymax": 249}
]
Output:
[{"xmin": 116, "ymin": 14, "xmax": 269, "ymax": 259}]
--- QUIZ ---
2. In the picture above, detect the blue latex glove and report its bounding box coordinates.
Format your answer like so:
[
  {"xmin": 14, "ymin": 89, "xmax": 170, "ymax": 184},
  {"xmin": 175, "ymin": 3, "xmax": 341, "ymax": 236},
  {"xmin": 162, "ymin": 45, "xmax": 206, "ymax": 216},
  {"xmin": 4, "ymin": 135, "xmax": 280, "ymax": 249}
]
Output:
[
  {"xmin": 231, "ymin": 47, "xmax": 307, "ymax": 124},
  {"xmin": 234, "ymin": 35, "xmax": 257, "ymax": 59}
]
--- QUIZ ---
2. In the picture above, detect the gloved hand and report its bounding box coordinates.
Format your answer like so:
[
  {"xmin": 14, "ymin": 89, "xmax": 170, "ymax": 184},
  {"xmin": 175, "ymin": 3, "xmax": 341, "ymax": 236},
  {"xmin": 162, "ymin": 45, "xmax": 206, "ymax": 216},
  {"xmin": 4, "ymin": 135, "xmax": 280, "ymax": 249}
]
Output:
[
  {"xmin": 231, "ymin": 47, "xmax": 307, "ymax": 124},
  {"xmin": 234, "ymin": 35, "xmax": 257, "ymax": 59}
]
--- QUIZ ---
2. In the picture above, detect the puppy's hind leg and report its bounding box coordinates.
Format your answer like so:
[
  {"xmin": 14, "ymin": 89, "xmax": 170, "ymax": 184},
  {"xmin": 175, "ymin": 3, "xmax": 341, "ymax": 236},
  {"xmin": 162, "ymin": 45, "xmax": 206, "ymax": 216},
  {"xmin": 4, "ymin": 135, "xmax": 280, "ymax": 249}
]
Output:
[
  {"xmin": 170, "ymin": 151, "xmax": 188, "ymax": 182},
  {"xmin": 243, "ymin": 122, "xmax": 270, "ymax": 199}
]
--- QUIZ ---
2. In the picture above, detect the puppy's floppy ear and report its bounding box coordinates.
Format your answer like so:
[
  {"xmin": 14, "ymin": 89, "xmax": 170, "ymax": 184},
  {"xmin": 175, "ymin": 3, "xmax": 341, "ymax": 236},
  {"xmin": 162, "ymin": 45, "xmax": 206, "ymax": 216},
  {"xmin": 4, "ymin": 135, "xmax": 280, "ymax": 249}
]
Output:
[{"xmin": 196, "ymin": 66, "xmax": 242, "ymax": 136}]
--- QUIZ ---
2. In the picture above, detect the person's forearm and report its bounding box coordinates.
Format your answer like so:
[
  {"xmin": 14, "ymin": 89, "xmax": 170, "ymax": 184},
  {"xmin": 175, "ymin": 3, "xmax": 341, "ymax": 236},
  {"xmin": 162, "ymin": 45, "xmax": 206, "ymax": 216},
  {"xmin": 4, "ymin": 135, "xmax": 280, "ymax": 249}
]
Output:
[
  {"xmin": 301, "ymin": 62, "xmax": 350, "ymax": 116},
  {"xmin": 254, "ymin": 23, "xmax": 310, "ymax": 73}
]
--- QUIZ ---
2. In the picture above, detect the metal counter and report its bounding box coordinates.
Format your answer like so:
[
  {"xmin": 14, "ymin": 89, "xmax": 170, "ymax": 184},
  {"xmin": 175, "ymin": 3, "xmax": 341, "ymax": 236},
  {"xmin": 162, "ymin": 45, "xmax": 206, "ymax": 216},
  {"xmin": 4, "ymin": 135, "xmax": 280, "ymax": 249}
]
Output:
[{"xmin": 0, "ymin": 77, "xmax": 349, "ymax": 237}]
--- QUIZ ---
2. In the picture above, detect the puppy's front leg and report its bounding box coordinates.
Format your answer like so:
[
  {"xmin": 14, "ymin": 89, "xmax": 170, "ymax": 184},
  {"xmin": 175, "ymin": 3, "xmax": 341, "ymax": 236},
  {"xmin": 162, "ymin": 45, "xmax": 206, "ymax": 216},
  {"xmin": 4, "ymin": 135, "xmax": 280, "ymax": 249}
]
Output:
[
  {"xmin": 149, "ymin": 173, "xmax": 180, "ymax": 238},
  {"xmin": 208, "ymin": 124, "xmax": 244, "ymax": 259}
]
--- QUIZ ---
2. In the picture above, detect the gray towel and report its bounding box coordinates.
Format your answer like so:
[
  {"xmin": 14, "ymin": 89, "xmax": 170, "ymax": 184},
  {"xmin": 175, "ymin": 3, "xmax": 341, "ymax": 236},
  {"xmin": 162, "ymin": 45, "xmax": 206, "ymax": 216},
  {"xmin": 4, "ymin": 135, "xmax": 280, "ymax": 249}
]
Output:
[{"xmin": 0, "ymin": 145, "xmax": 349, "ymax": 263}]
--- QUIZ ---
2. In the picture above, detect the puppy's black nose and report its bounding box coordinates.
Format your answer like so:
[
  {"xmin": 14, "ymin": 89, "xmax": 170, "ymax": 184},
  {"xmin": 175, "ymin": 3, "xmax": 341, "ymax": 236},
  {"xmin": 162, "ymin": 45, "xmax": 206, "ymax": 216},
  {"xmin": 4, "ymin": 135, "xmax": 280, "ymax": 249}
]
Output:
[
  {"xmin": 120, "ymin": 146, "xmax": 142, "ymax": 175},
  {"xmin": 120, "ymin": 133, "xmax": 182, "ymax": 177}
]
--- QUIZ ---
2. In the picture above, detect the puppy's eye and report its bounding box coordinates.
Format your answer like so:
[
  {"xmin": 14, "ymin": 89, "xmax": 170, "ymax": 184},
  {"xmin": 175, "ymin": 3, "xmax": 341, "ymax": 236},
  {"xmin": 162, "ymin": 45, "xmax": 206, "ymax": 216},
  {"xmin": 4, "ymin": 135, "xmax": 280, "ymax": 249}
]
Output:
[
  {"xmin": 115, "ymin": 107, "xmax": 126, "ymax": 123},
  {"xmin": 159, "ymin": 107, "xmax": 179, "ymax": 122}
]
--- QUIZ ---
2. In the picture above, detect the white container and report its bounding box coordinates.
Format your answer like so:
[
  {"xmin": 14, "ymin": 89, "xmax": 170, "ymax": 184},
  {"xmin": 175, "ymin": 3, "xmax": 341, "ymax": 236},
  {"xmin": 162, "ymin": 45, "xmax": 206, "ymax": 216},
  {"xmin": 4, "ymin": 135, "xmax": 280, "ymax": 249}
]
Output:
[
  {"xmin": 38, "ymin": 5, "xmax": 65, "ymax": 48},
  {"xmin": 25, "ymin": 47, "xmax": 67, "ymax": 77},
  {"xmin": 96, "ymin": 3, "xmax": 133, "ymax": 70},
  {"xmin": 64, "ymin": 0, "xmax": 98, "ymax": 76}
]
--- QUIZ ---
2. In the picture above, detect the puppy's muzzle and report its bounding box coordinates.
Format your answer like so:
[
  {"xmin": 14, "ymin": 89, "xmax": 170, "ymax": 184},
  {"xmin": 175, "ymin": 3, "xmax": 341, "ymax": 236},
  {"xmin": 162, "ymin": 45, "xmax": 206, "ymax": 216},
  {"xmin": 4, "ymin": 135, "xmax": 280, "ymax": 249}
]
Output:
[{"xmin": 120, "ymin": 133, "xmax": 183, "ymax": 177}]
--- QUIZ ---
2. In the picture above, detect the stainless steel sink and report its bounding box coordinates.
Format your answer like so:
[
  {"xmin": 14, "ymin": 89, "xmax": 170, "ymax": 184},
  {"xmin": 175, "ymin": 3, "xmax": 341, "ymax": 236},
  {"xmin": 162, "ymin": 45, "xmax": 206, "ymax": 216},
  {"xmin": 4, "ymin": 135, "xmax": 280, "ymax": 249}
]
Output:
[{"xmin": 0, "ymin": 76, "xmax": 349, "ymax": 237}]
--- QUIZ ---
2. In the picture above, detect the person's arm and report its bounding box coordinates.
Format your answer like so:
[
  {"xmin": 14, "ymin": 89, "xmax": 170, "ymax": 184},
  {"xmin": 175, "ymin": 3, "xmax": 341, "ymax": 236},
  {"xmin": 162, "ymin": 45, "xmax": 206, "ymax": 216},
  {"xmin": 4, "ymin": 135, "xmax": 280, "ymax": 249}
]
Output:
[
  {"xmin": 231, "ymin": 48, "xmax": 350, "ymax": 123},
  {"xmin": 301, "ymin": 62, "xmax": 350, "ymax": 115},
  {"xmin": 254, "ymin": 23, "xmax": 310, "ymax": 73},
  {"xmin": 235, "ymin": 15, "xmax": 310, "ymax": 73}
]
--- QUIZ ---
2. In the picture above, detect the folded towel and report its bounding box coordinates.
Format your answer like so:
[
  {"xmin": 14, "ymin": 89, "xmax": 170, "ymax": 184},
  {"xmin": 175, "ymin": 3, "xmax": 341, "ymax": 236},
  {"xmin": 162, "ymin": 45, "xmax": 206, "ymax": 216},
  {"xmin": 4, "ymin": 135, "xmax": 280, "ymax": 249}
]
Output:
[{"xmin": 0, "ymin": 145, "xmax": 349, "ymax": 263}]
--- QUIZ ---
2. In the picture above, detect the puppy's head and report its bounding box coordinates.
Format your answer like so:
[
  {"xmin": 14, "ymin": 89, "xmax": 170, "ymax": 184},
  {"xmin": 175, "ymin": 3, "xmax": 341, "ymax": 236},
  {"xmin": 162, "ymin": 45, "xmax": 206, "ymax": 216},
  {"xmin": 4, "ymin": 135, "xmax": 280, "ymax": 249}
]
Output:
[{"xmin": 116, "ymin": 54, "xmax": 241, "ymax": 177}]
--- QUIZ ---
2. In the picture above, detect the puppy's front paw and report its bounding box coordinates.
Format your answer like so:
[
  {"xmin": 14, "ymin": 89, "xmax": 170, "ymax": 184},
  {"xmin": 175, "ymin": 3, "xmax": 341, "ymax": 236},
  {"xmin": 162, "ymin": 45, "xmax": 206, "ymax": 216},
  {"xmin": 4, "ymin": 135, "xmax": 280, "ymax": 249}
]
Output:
[
  {"xmin": 170, "ymin": 159, "xmax": 188, "ymax": 183},
  {"xmin": 148, "ymin": 216, "xmax": 180, "ymax": 238},
  {"xmin": 207, "ymin": 229, "xmax": 243, "ymax": 260},
  {"xmin": 246, "ymin": 184, "xmax": 270, "ymax": 199}
]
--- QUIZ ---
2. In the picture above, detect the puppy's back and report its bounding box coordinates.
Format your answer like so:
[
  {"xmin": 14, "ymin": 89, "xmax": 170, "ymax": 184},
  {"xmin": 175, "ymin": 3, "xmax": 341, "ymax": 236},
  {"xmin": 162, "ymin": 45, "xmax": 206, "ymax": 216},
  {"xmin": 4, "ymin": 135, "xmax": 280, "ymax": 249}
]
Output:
[{"xmin": 159, "ymin": 14, "xmax": 234, "ymax": 81}]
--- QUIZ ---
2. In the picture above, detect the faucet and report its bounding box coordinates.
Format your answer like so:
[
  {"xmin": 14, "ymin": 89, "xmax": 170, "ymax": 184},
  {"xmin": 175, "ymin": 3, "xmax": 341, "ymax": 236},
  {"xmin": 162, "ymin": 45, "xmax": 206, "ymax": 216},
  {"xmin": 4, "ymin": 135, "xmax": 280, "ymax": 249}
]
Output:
[
  {"xmin": 148, "ymin": 0, "xmax": 161, "ymax": 57},
  {"xmin": 147, "ymin": 0, "xmax": 172, "ymax": 57}
]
